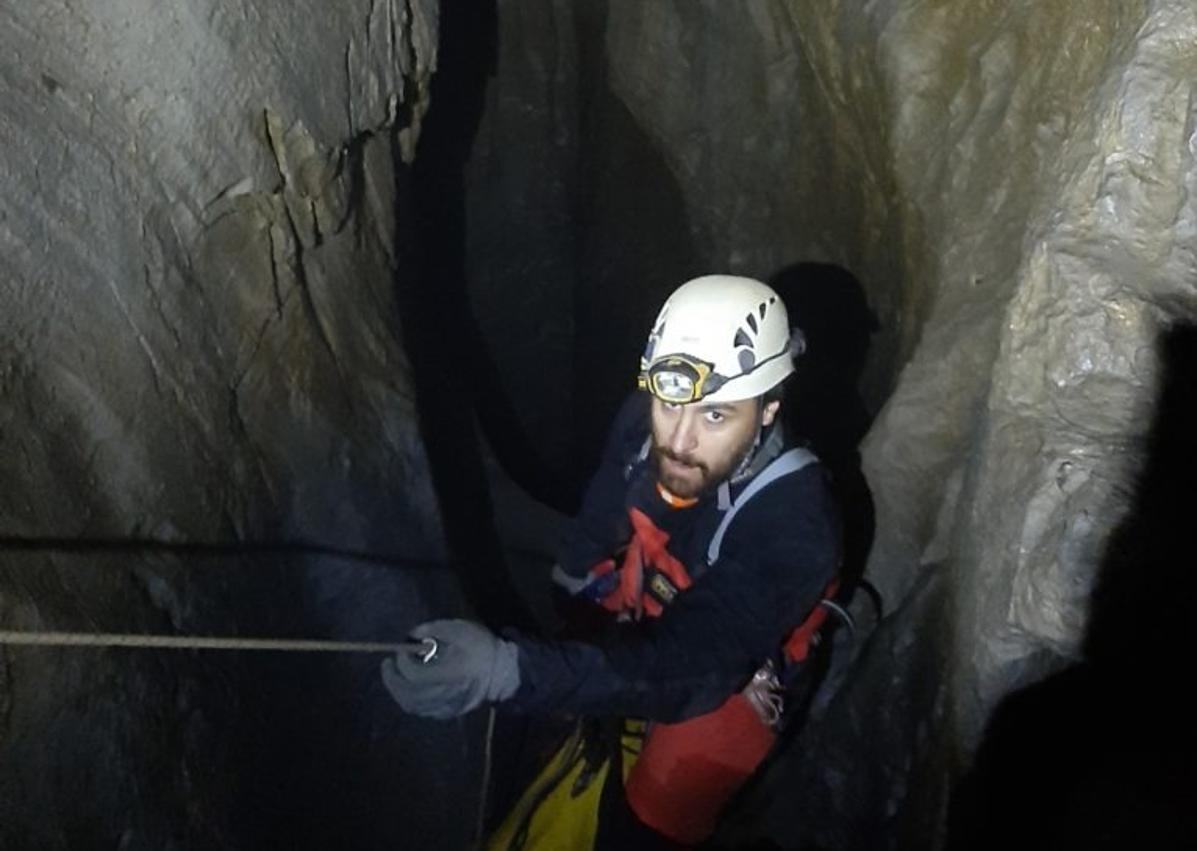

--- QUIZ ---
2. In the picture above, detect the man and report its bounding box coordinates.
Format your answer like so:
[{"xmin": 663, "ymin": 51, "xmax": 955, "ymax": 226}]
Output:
[{"xmin": 383, "ymin": 275, "xmax": 842, "ymax": 847}]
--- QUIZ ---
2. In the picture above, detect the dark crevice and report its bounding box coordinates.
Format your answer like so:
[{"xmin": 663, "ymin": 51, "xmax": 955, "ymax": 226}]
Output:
[
  {"xmin": 391, "ymin": 0, "xmax": 536, "ymax": 632},
  {"xmin": 569, "ymin": 0, "xmax": 703, "ymax": 481},
  {"xmin": 769, "ymin": 262, "xmax": 880, "ymax": 605}
]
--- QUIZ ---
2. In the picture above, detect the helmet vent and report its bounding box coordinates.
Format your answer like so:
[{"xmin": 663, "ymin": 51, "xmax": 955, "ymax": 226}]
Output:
[{"xmin": 734, "ymin": 309, "xmax": 764, "ymax": 374}]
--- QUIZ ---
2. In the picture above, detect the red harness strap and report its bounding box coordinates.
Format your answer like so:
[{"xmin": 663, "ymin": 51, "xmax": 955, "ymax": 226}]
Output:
[
  {"xmin": 599, "ymin": 507, "xmax": 693, "ymax": 618},
  {"xmin": 783, "ymin": 579, "xmax": 841, "ymax": 663}
]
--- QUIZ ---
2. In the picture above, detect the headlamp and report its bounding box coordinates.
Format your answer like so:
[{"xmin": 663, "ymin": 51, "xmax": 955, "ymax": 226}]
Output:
[{"xmin": 638, "ymin": 354, "xmax": 726, "ymax": 404}]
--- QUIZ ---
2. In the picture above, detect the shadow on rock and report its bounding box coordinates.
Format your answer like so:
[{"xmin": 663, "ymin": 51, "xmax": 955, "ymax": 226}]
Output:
[
  {"xmin": 769, "ymin": 262, "xmax": 879, "ymax": 602},
  {"xmin": 946, "ymin": 323, "xmax": 1197, "ymax": 851}
]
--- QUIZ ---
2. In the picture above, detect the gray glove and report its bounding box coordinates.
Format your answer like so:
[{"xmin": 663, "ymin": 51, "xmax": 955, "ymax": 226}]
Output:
[{"xmin": 380, "ymin": 619, "xmax": 521, "ymax": 720}]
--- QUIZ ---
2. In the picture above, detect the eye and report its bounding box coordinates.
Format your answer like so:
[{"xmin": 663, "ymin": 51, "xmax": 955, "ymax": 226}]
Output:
[{"xmin": 704, "ymin": 409, "xmax": 726, "ymax": 424}]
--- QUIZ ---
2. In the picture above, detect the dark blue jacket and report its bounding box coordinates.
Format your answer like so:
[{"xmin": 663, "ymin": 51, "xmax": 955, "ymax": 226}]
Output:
[{"xmin": 508, "ymin": 392, "xmax": 841, "ymax": 722}]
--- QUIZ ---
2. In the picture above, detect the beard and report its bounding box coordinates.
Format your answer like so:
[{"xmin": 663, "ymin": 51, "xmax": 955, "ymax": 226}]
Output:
[
  {"xmin": 650, "ymin": 431, "xmax": 758, "ymax": 500},
  {"xmin": 651, "ymin": 446, "xmax": 712, "ymax": 498}
]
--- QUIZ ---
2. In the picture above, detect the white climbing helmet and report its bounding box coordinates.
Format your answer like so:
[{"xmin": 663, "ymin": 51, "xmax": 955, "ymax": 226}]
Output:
[{"xmin": 638, "ymin": 275, "xmax": 803, "ymax": 404}]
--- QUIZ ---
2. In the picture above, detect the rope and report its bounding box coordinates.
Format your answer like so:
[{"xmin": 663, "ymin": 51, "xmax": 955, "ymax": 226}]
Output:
[
  {"xmin": 474, "ymin": 706, "xmax": 497, "ymax": 849},
  {"xmin": 0, "ymin": 630, "xmax": 406, "ymax": 654}
]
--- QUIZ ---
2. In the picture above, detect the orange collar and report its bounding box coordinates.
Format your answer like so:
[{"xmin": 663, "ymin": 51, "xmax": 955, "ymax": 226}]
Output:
[{"xmin": 655, "ymin": 481, "xmax": 699, "ymax": 509}]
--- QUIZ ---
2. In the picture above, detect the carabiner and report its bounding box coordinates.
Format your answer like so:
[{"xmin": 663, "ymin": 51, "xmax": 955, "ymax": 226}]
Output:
[{"xmin": 402, "ymin": 636, "xmax": 439, "ymax": 665}]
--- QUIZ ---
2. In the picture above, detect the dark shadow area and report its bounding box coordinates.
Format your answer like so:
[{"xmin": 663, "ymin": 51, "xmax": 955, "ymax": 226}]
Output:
[
  {"xmin": 0, "ymin": 548, "xmax": 477, "ymax": 850},
  {"xmin": 568, "ymin": 1, "xmax": 703, "ymax": 484},
  {"xmin": 0, "ymin": 534, "xmax": 443, "ymax": 569},
  {"xmin": 393, "ymin": 0, "xmax": 702, "ymax": 587},
  {"xmin": 471, "ymin": 5, "xmax": 706, "ymax": 831},
  {"xmin": 475, "ymin": 17, "xmax": 705, "ymax": 834},
  {"xmin": 946, "ymin": 323, "xmax": 1197, "ymax": 851},
  {"xmin": 769, "ymin": 262, "xmax": 879, "ymax": 605},
  {"xmin": 201, "ymin": 557, "xmax": 479, "ymax": 851},
  {"xmin": 391, "ymin": 1, "xmax": 697, "ymax": 835},
  {"xmin": 392, "ymin": 0, "xmax": 541, "ymax": 631}
]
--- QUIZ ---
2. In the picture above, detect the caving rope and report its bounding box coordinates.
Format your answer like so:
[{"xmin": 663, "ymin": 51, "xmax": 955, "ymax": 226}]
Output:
[
  {"xmin": 0, "ymin": 534, "xmax": 507, "ymax": 847},
  {"xmin": 0, "ymin": 630, "xmax": 438, "ymax": 657}
]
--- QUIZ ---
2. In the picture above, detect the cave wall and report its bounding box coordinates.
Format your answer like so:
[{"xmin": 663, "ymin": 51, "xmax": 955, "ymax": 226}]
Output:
[
  {"xmin": 465, "ymin": 0, "xmax": 1197, "ymax": 846},
  {"xmin": 817, "ymin": 0, "xmax": 1196, "ymax": 762},
  {"xmin": 0, "ymin": 3, "xmax": 489, "ymax": 848},
  {"xmin": 1, "ymin": 0, "xmax": 441, "ymax": 553}
]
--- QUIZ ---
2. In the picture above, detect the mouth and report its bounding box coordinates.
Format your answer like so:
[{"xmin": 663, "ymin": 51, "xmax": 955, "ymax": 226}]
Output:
[
  {"xmin": 659, "ymin": 452, "xmax": 704, "ymax": 478},
  {"xmin": 652, "ymin": 446, "xmax": 710, "ymax": 499}
]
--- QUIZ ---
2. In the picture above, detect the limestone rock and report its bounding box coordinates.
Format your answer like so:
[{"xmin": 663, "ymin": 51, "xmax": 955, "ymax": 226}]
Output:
[
  {"xmin": 0, "ymin": 0, "xmax": 441, "ymax": 552},
  {"xmin": 0, "ymin": 3, "xmax": 476, "ymax": 847}
]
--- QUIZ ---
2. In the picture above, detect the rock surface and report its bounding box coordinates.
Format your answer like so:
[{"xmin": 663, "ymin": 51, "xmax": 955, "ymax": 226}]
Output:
[
  {"xmin": 0, "ymin": 3, "xmax": 488, "ymax": 848},
  {"xmin": 1, "ymin": 0, "xmax": 441, "ymax": 553},
  {"xmin": 844, "ymin": 0, "xmax": 1197, "ymax": 798}
]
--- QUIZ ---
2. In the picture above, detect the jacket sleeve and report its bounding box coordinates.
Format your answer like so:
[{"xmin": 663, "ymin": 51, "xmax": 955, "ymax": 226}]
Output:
[
  {"xmin": 507, "ymin": 465, "xmax": 842, "ymax": 721},
  {"xmin": 555, "ymin": 392, "xmax": 650, "ymax": 578}
]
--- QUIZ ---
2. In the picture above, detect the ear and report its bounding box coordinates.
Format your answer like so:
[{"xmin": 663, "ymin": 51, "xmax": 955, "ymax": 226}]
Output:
[{"xmin": 761, "ymin": 399, "xmax": 780, "ymax": 427}]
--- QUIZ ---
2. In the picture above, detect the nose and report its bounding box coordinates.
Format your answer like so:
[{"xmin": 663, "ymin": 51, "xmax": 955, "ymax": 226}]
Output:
[{"xmin": 666, "ymin": 407, "xmax": 699, "ymax": 455}]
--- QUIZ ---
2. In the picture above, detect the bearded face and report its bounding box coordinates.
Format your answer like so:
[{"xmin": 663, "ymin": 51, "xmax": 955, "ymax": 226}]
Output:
[{"xmin": 649, "ymin": 396, "xmax": 778, "ymax": 499}]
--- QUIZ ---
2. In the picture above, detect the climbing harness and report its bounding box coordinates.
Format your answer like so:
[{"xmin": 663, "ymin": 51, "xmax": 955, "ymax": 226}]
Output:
[{"xmin": 598, "ymin": 446, "xmax": 850, "ymax": 844}]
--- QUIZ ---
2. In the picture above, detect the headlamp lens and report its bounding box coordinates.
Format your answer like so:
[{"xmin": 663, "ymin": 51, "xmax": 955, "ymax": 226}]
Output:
[
  {"xmin": 651, "ymin": 370, "xmax": 696, "ymax": 402},
  {"xmin": 643, "ymin": 355, "xmax": 717, "ymax": 403}
]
